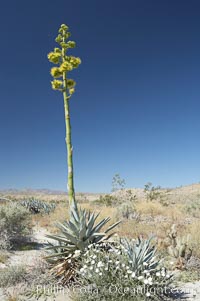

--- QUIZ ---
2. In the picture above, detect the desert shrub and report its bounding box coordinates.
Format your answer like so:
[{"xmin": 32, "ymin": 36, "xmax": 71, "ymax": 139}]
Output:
[
  {"xmin": 0, "ymin": 202, "xmax": 32, "ymax": 249},
  {"xmin": 94, "ymin": 194, "xmax": 118, "ymax": 206},
  {"xmin": 0, "ymin": 261, "xmax": 57, "ymax": 300},
  {"xmin": 116, "ymin": 202, "xmax": 139, "ymax": 220},
  {"xmin": 0, "ymin": 251, "xmax": 9, "ymax": 263},
  {"xmin": 95, "ymin": 190, "xmax": 137, "ymax": 207},
  {"xmin": 136, "ymin": 201, "xmax": 165, "ymax": 217},
  {"xmin": 74, "ymin": 238, "xmax": 173, "ymax": 301},
  {"xmin": 0, "ymin": 265, "xmax": 27, "ymax": 287},
  {"xmin": 144, "ymin": 183, "xmax": 162, "ymax": 202},
  {"xmin": 183, "ymin": 200, "xmax": 200, "ymax": 217},
  {"xmin": 20, "ymin": 198, "xmax": 56, "ymax": 214},
  {"xmin": 111, "ymin": 173, "xmax": 126, "ymax": 192}
]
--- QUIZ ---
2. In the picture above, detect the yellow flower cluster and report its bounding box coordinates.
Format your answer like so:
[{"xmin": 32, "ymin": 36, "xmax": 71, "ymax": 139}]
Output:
[
  {"xmin": 69, "ymin": 88, "xmax": 75, "ymax": 95},
  {"xmin": 55, "ymin": 34, "xmax": 62, "ymax": 43},
  {"xmin": 68, "ymin": 56, "xmax": 81, "ymax": 68},
  {"xmin": 51, "ymin": 80, "xmax": 63, "ymax": 90},
  {"xmin": 54, "ymin": 48, "xmax": 61, "ymax": 53},
  {"xmin": 67, "ymin": 41, "xmax": 76, "ymax": 48},
  {"xmin": 60, "ymin": 61, "xmax": 73, "ymax": 72},
  {"xmin": 50, "ymin": 67, "xmax": 62, "ymax": 78},
  {"xmin": 48, "ymin": 24, "xmax": 81, "ymax": 95},
  {"xmin": 59, "ymin": 24, "xmax": 69, "ymax": 32},
  {"xmin": 67, "ymin": 79, "xmax": 76, "ymax": 88},
  {"xmin": 48, "ymin": 52, "xmax": 61, "ymax": 64}
]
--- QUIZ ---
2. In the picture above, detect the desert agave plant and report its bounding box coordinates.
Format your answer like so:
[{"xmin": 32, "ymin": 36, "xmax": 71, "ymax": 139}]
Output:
[
  {"xmin": 45, "ymin": 203, "xmax": 120, "ymax": 283},
  {"xmin": 121, "ymin": 236, "xmax": 160, "ymax": 275},
  {"xmin": 20, "ymin": 198, "xmax": 56, "ymax": 214},
  {"xmin": 46, "ymin": 203, "xmax": 120, "ymax": 255}
]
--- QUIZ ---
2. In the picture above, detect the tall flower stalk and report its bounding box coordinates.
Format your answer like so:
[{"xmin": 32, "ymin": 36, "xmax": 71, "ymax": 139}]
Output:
[{"xmin": 48, "ymin": 24, "xmax": 81, "ymax": 205}]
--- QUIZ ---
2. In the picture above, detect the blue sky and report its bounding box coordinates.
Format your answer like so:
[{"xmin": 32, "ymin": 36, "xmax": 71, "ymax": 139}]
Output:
[{"xmin": 0, "ymin": 0, "xmax": 200, "ymax": 192}]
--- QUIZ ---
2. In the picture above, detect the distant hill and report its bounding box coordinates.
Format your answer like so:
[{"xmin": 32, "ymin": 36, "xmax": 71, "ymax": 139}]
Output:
[{"xmin": 0, "ymin": 183, "xmax": 200, "ymax": 204}]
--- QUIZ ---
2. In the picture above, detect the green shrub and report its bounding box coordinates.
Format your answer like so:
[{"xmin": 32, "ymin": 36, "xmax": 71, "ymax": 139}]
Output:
[
  {"xmin": 0, "ymin": 265, "xmax": 27, "ymax": 287},
  {"xmin": 184, "ymin": 200, "xmax": 200, "ymax": 217},
  {"xmin": 75, "ymin": 238, "xmax": 173, "ymax": 301},
  {"xmin": 94, "ymin": 194, "xmax": 118, "ymax": 206},
  {"xmin": 116, "ymin": 202, "xmax": 139, "ymax": 220},
  {"xmin": 144, "ymin": 183, "xmax": 162, "ymax": 202},
  {"xmin": 0, "ymin": 202, "xmax": 32, "ymax": 249},
  {"xmin": 0, "ymin": 251, "xmax": 9, "ymax": 263}
]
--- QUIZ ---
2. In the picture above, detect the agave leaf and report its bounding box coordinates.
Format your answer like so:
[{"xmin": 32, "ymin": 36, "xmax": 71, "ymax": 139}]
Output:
[
  {"xmin": 104, "ymin": 220, "xmax": 121, "ymax": 233},
  {"xmin": 64, "ymin": 221, "xmax": 79, "ymax": 237},
  {"xmin": 70, "ymin": 208, "xmax": 80, "ymax": 226},
  {"xmin": 87, "ymin": 212, "xmax": 100, "ymax": 230},
  {"xmin": 45, "ymin": 234, "xmax": 71, "ymax": 243},
  {"xmin": 79, "ymin": 224, "xmax": 87, "ymax": 240},
  {"xmin": 92, "ymin": 232, "xmax": 106, "ymax": 237},
  {"xmin": 90, "ymin": 217, "xmax": 111, "ymax": 236},
  {"xmin": 45, "ymin": 250, "xmax": 73, "ymax": 259}
]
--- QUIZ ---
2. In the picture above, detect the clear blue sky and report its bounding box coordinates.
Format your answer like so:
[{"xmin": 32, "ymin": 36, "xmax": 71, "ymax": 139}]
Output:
[{"xmin": 0, "ymin": 0, "xmax": 200, "ymax": 192}]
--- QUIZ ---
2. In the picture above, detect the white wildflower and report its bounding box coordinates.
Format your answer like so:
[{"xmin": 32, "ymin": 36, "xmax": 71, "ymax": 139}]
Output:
[
  {"xmin": 146, "ymin": 292, "xmax": 151, "ymax": 297},
  {"xmin": 131, "ymin": 272, "xmax": 136, "ymax": 278},
  {"xmin": 97, "ymin": 261, "xmax": 104, "ymax": 268},
  {"xmin": 148, "ymin": 277, "xmax": 153, "ymax": 285},
  {"xmin": 74, "ymin": 250, "xmax": 81, "ymax": 256}
]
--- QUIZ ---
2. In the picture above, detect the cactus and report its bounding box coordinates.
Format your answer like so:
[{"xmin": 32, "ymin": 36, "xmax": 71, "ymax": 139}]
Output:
[{"xmin": 166, "ymin": 224, "xmax": 192, "ymax": 264}]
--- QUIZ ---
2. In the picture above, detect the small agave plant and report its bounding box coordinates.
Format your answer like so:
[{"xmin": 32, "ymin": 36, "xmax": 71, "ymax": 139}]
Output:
[
  {"xmin": 121, "ymin": 236, "xmax": 160, "ymax": 275},
  {"xmin": 45, "ymin": 202, "xmax": 120, "ymax": 283}
]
